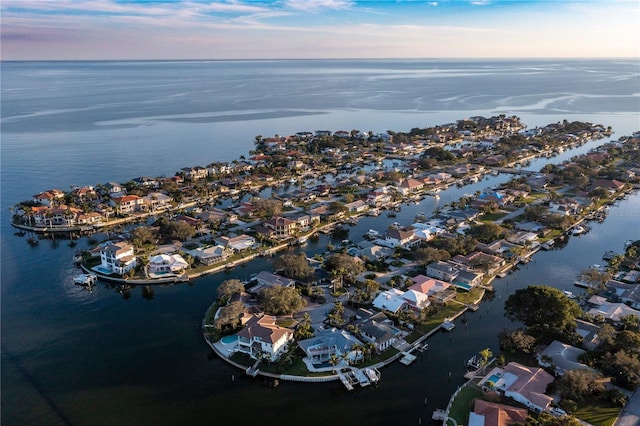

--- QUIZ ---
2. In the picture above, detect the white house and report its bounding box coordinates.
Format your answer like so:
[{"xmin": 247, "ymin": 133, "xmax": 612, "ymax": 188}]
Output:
[
  {"xmin": 99, "ymin": 242, "xmax": 137, "ymax": 275},
  {"xmin": 372, "ymin": 289, "xmax": 407, "ymax": 314},
  {"xmin": 297, "ymin": 328, "xmax": 363, "ymax": 366},
  {"xmin": 148, "ymin": 253, "xmax": 189, "ymax": 275},
  {"xmin": 187, "ymin": 245, "xmax": 228, "ymax": 266},
  {"xmin": 479, "ymin": 362, "xmax": 554, "ymax": 413},
  {"xmin": 235, "ymin": 314, "xmax": 294, "ymax": 362}
]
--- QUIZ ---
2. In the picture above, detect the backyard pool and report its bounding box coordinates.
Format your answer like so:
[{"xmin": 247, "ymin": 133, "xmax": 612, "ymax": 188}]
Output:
[{"xmin": 220, "ymin": 335, "xmax": 238, "ymax": 344}]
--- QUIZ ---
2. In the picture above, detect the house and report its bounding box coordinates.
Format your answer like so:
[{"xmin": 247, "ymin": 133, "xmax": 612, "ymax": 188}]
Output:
[
  {"xmin": 575, "ymin": 319, "xmax": 604, "ymax": 351},
  {"xmin": 456, "ymin": 269, "xmax": 484, "ymax": 289},
  {"xmin": 548, "ymin": 199, "xmax": 580, "ymax": 216},
  {"xmin": 215, "ymin": 234, "xmax": 256, "ymax": 252},
  {"xmin": 297, "ymin": 328, "xmax": 363, "ymax": 366},
  {"xmin": 397, "ymin": 178, "xmax": 424, "ymax": 195},
  {"xmin": 186, "ymin": 245, "xmax": 228, "ymax": 266},
  {"xmin": 142, "ymin": 192, "xmax": 172, "ymax": 211},
  {"xmin": 132, "ymin": 176, "xmax": 159, "ymax": 188},
  {"xmin": 148, "ymin": 253, "xmax": 189, "ymax": 275},
  {"xmin": 344, "ymin": 200, "xmax": 368, "ymax": 213},
  {"xmin": 536, "ymin": 340, "xmax": 594, "ymax": 376},
  {"xmin": 235, "ymin": 314, "xmax": 294, "ymax": 362},
  {"xmin": 354, "ymin": 310, "xmax": 398, "ymax": 352},
  {"xmin": 411, "ymin": 223, "xmax": 446, "ymax": 241},
  {"xmin": 402, "ymin": 289, "xmax": 431, "ymax": 311},
  {"xmin": 469, "ymin": 399, "xmax": 528, "ymax": 426},
  {"xmin": 477, "ymin": 239, "xmax": 519, "ymax": 257},
  {"xmin": 72, "ymin": 186, "xmax": 97, "ymax": 200},
  {"xmin": 75, "ymin": 211, "xmax": 103, "ymax": 225},
  {"xmin": 367, "ymin": 188, "xmax": 392, "ymax": 206},
  {"xmin": 104, "ymin": 182, "xmax": 125, "ymax": 196},
  {"xmin": 33, "ymin": 189, "xmax": 65, "ymax": 206},
  {"xmin": 451, "ymin": 251, "xmax": 505, "ymax": 273},
  {"xmin": 250, "ymin": 271, "xmax": 296, "ymax": 294},
  {"xmin": 99, "ymin": 242, "xmax": 137, "ymax": 275},
  {"xmin": 358, "ymin": 244, "xmax": 394, "ymax": 261},
  {"xmin": 479, "ymin": 362, "xmax": 554, "ymax": 413},
  {"xmin": 180, "ymin": 166, "xmax": 208, "ymax": 181},
  {"xmin": 372, "ymin": 289, "xmax": 407, "ymax": 314},
  {"xmin": 111, "ymin": 195, "xmax": 144, "ymax": 214},
  {"xmin": 378, "ymin": 227, "xmax": 418, "ymax": 249},
  {"xmin": 605, "ymin": 279, "xmax": 640, "ymax": 309},
  {"xmin": 426, "ymin": 261, "xmax": 459, "ymax": 282},
  {"xmin": 263, "ymin": 216, "xmax": 298, "ymax": 238},
  {"xmin": 588, "ymin": 300, "xmax": 640, "ymax": 325}
]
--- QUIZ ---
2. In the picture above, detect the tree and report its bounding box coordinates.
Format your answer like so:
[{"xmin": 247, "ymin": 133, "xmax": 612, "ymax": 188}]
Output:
[
  {"xmin": 259, "ymin": 285, "xmax": 305, "ymax": 315},
  {"xmin": 251, "ymin": 197, "xmax": 283, "ymax": 219},
  {"xmin": 467, "ymin": 222, "xmax": 505, "ymax": 243},
  {"xmin": 478, "ymin": 348, "xmax": 493, "ymax": 365},
  {"xmin": 504, "ymin": 285, "xmax": 581, "ymax": 337},
  {"xmin": 217, "ymin": 279, "xmax": 245, "ymax": 304},
  {"xmin": 273, "ymin": 253, "xmax": 314, "ymax": 282},
  {"xmin": 213, "ymin": 301, "xmax": 245, "ymax": 333},
  {"xmin": 325, "ymin": 253, "xmax": 364, "ymax": 287},
  {"xmin": 577, "ymin": 266, "xmax": 612, "ymax": 293},
  {"xmin": 556, "ymin": 369, "xmax": 605, "ymax": 402},
  {"xmin": 160, "ymin": 220, "xmax": 196, "ymax": 242},
  {"xmin": 130, "ymin": 226, "xmax": 157, "ymax": 248},
  {"xmin": 294, "ymin": 312, "xmax": 314, "ymax": 340},
  {"xmin": 498, "ymin": 329, "xmax": 537, "ymax": 354},
  {"xmin": 412, "ymin": 246, "xmax": 451, "ymax": 266},
  {"xmin": 603, "ymin": 349, "xmax": 640, "ymax": 389},
  {"xmin": 619, "ymin": 315, "xmax": 640, "ymax": 332}
]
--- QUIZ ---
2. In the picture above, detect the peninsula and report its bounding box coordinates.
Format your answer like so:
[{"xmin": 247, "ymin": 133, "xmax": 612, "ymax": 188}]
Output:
[{"xmin": 11, "ymin": 117, "xmax": 640, "ymax": 408}]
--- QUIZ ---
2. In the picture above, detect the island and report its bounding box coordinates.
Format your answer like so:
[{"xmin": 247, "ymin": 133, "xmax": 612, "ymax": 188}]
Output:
[{"xmin": 11, "ymin": 116, "xmax": 640, "ymax": 422}]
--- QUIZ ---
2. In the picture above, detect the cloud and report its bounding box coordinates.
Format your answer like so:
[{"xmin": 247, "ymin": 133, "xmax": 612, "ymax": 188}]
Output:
[{"xmin": 284, "ymin": 0, "xmax": 353, "ymax": 12}]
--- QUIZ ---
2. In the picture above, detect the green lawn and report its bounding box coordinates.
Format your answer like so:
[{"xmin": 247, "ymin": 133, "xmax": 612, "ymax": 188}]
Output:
[
  {"xmin": 448, "ymin": 385, "xmax": 484, "ymax": 425},
  {"xmin": 574, "ymin": 397, "xmax": 622, "ymax": 426},
  {"xmin": 479, "ymin": 211, "xmax": 508, "ymax": 222},
  {"xmin": 455, "ymin": 288, "xmax": 484, "ymax": 305}
]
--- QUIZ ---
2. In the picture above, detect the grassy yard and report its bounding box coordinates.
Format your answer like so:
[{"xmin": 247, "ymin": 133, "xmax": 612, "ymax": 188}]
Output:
[
  {"xmin": 574, "ymin": 397, "xmax": 622, "ymax": 426},
  {"xmin": 455, "ymin": 288, "xmax": 484, "ymax": 305},
  {"xmin": 448, "ymin": 385, "xmax": 484, "ymax": 426},
  {"xmin": 479, "ymin": 211, "xmax": 509, "ymax": 222}
]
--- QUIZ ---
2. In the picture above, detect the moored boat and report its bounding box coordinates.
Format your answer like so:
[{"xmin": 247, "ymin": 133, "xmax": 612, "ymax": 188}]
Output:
[{"xmin": 73, "ymin": 273, "xmax": 97, "ymax": 286}]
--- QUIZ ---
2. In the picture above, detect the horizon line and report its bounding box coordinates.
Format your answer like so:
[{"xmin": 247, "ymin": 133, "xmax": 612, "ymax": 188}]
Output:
[{"xmin": 2, "ymin": 56, "xmax": 639, "ymax": 63}]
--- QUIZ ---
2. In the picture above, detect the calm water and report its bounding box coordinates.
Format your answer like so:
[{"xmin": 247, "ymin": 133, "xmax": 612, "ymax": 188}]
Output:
[{"xmin": 1, "ymin": 59, "xmax": 639, "ymax": 425}]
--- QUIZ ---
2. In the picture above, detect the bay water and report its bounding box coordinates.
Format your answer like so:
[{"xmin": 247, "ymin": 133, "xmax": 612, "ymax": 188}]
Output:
[{"xmin": 1, "ymin": 59, "xmax": 639, "ymax": 425}]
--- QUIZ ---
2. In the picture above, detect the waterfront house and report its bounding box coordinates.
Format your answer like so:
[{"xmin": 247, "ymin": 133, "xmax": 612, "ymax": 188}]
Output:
[
  {"xmin": 451, "ymin": 251, "xmax": 505, "ymax": 274},
  {"xmin": 262, "ymin": 216, "xmax": 298, "ymax": 238},
  {"xmin": 587, "ymin": 299, "xmax": 640, "ymax": 325},
  {"xmin": 186, "ymin": 245, "xmax": 228, "ymax": 266},
  {"xmin": 235, "ymin": 314, "xmax": 294, "ymax": 362},
  {"xmin": 297, "ymin": 328, "xmax": 363, "ymax": 366},
  {"xmin": 99, "ymin": 242, "xmax": 137, "ymax": 275},
  {"xmin": 426, "ymin": 261, "xmax": 459, "ymax": 282},
  {"xmin": 33, "ymin": 189, "xmax": 65, "ymax": 207},
  {"xmin": 75, "ymin": 211, "xmax": 103, "ymax": 226},
  {"xmin": 105, "ymin": 182, "xmax": 125, "ymax": 196},
  {"xmin": 111, "ymin": 195, "xmax": 144, "ymax": 214},
  {"xmin": 367, "ymin": 188, "xmax": 392, "ymax": 206},
  {"xmin": 358, "ymin": 244, "xmax": 394, "ymax": 262},
  {"xmin": 396, "ymin": 178, "xmax": 424, "ymax": 195},
  {"xmin": 469, "ymin": 399, "xmax": 528, "ymax": 426},
  {"xmin": 132, "ymin": 176, "xmax": 159, "ymax": 188},
  {"xmin": 409, "ymin": 275, "xmax": 453, "ymax": 300},
  {"xmin": 479, "ymin": 362, "xmax": 554, "ymax": 413},
  {"xmin": 477, "ymin": 239, "xmax": 518, "ymax": 257},
  {"xmin": 372, "ymin": 289, "xmax": 407, "ymax": 314},
  {"xmin": 148, "ymin": 253, "xmax": 189, "ymax": 275},
  {"xmin": 72, "ymin": 186, "xmax": 97, "ymax": 200},
  {"xmin": 180, "ymin": 166, "xmax": 208, "ymax": 181},
  {"xmin": 456, "ymin": 269, "xmax": 484, "ymax": 289},
  {"xmin": 604, "ymin": 279, "xmax": 640, "ymax": 309},
  {"xmin": 214, "ymin": 234, "xmax": 256, "ymax": 252},
  {"xmin": 402, "ymin": 289, "xmax": 431, "ymax": 312},
  {"xmin": 353, "ymin": 310, "xmax": 398, "ymax": 352},
  {"xmin": 536, "ymin": 340, "xmax": 594, "ymax": 377},
  {"xmin": 250, "ymin": 271, "xmax": 296, "ymax": 294},
  {"xmin": 378, "ymin": 227, "xmax": 418, "ymax": 249},
  {"xmin": 141, "ymin": 192, "xmax": 172, "ymax": 211},
  {"xmin": 344, "ymin": 200, "xmax": 368, "ymax": 213}
]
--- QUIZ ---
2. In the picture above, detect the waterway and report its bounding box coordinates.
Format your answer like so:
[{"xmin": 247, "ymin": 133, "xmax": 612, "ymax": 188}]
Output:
[{"xmin": 2, "ymin": 59, "xmax": 639, "ymax": 425}]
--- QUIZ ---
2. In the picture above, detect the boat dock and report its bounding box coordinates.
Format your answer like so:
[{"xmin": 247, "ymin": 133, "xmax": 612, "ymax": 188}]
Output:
[{"xmin": 338, "ymin": 367, "xmax": 381, "ymax": 390}]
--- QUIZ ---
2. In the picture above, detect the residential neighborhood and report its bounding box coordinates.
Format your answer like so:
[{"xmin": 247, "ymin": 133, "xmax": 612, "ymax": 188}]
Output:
[{"xmin": 11, "ymin": 117, "xmax": 640, "ymax": 425}]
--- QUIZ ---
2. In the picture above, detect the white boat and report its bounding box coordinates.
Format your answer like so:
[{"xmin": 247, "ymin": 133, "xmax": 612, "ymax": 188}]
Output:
[
  {"xmin": 572, "ymin": 225, "xmax": 586, "ymax": 236},
  {"xmin": 364, "ymin": 368, "xmax": 381, "ymax": 383},
  {"xmin": 563, "ymin": 290, "xmax": 576, "ymax": 299},
  {"xmin": 297, "ymin": 236, "xmax": 308, "ymax": 245},
  {"xmin": 442, "ymin": 319, "xmax": 455, "ymax": 331},
  {"xmin": 73, "ymin": 273, "xmax": 97, "ymax": 286},
  {"xmin": 365, "ymin": 229, "xmax": 380, "ymax": 239}
]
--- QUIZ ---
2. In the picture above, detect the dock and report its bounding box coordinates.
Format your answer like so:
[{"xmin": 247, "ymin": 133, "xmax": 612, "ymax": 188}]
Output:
[
  {"xmin": 338, "ymin": 367, "xmax": 381, "ymax": 390},
  {"xmin": 399, "ymin": 352, "xmax": 417, "ymax": 365}
]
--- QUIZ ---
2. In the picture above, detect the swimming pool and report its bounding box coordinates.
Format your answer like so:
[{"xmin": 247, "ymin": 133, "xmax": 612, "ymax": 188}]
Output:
[{"xmin": 220, "ymin": 335, "xmax": 238, "ymax": 344}]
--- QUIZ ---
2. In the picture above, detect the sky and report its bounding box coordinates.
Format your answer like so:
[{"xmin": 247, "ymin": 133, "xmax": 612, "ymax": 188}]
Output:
[{"xmin": 1, "ymin": 0, "xmax": 639, "ymax": 60}]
